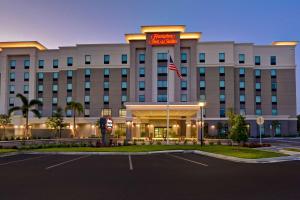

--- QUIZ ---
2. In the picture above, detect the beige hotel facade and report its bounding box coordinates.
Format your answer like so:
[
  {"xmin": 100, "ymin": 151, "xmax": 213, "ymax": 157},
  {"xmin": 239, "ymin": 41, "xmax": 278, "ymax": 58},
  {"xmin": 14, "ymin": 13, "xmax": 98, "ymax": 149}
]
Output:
[{"xmin": 0, "ymin": 25, "xmax": 298, "ymax": 139}]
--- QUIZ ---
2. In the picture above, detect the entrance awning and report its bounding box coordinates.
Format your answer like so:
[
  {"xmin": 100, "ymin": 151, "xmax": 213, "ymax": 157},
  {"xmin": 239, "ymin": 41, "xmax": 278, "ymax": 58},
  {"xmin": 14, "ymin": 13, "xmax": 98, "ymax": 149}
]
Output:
[{"xmin": 125, "ymin": 102, "xmax": 201, "ymax": 119}]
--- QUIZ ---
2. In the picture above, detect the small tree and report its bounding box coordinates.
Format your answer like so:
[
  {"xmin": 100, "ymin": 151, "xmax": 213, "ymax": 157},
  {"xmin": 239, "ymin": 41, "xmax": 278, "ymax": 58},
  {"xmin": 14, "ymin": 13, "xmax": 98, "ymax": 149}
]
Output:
[
  {"xmin": 45, "ymin": 107, "xmax": 66, "ymax": 138},
  {"xmin": 65, "ymin": 101, "xmax": 83, "ymax": 137},
  {"xmin": 297, "ymin": 115, "xmax": 300, "ymax": 133},
  {"xmin": 271, "ymin": 120, "xmax": 280, "ymax": 137},
  {"xmin": 226, "ymin": 108, "xmax": 235, "ymax": 128},
  {"xmin": 0, "ymin": 114, "xmax": 11, "ymax": 138},
  {"xmin": 229, "ymin": 115, "xmax": 248, "ymax": 145}
]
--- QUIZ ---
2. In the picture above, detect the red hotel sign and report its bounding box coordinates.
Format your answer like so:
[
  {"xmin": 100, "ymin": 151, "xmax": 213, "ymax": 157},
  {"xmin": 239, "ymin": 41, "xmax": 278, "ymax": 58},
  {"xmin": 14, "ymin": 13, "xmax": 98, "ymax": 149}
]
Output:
[{"xmin": 149, "ymin": 33, "xmax": 177, "ymax": 45}]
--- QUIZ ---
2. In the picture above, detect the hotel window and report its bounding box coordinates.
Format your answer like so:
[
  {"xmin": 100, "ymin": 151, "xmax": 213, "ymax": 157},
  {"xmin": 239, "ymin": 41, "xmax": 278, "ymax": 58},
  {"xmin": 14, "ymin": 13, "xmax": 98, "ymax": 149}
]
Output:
[
  {"xmin": 139, "ymin": 95, "xmax": 145, "ymax": 102},
  {"xmin": 84, "ymin": 109, "xmax": 90, "ymax": 117},
  {"xmin": 157, "ymin": 66, "xmax": 167, "ymax": 75},
  {"xmin": 239, "ymin": 81, "xmax": 245, "ymax": 90},
  {"xmin": 38, "ymin": 60, "xmax": 44, "ymax": 69},
  {"xmin": 104, "ymin": 55, "xmax": 110, "ymax": 64},
  {"xmin": 181, "ymin": 94, "xmax": 187, "ymax": 102},
  {"xmin": 67, "ymin": 57, "xmax": 73, "ymax": 66},
  {"xmin": 9, "ymin": 98, "xmax": 14, "ymax": 106},
  {"xmin": 119, "ymin": 109, "xmax": 127, "ymax": 117},
  {"xmin": 38, "ymin": 85, "xmax": 43, "ymax": 93},
  {"xmin": 66, "ymin": 109, "xmax": 72, "ymax": 117},
  {"xmin": 139, "ymin": 81, "xmax": 145, "ymax": 91},
  {"xmin": 255, "ymin": 69, "xmax": 261, "ymax": 77},
  {"xmin": 121, "ymin": 95, "xmax": 127, "ymax": 103},
  {"xmin": 271, "ymin": 82, "xmax": 277, "ymax": 91},
  {"xmin": 272, "ymin": 109, "xmax": 278, "ymax": 116},
  {"xmin": 85, "ymin": 82, "xmax": 91, "ymax": 90},
  {"xmin": 256, "ymin": 109, "xmax": 262, "ymax": 116},
  {"xmin": 84, "ymin": 96, "xmax": 90, "ymax": 103},
  {"xmin": 23, "ymin": 85, "xmax": 29, "ymax": 94},
  {"xmin": 121, "ymin": 81, "xmax": 127, "ymax": 90},
  {"xmin": 199, "ymin": 67, "xmax": 205, "ymax": 76},
  {"xmin": 24, "ymin": 59, "xmax": 30, "ymax": 69},
  {"xmin": 67, "ymin": 70, "xmax": 73, "ymax": 78},
  {"xmin": 85, "ymin": 55, "xmax": 91, "ymax": 64},
  {"xmin": 103, "ymin": 95, "xmax": 109, "ymax": 104},
  {"xmin": 199, "ymin": 94, "xmax": 206, "ymax": 101},
  {"xmin": 139, "ymin": 67, "xmax": 145, "ymax": 77},
  {"xmin": 255, "ymin": 56, "xmax": 261, "ymax": 65},
  {"xmin": 239, "ymin": 54, "xmax": 245, "ymax": 64},
  {"xmin": 67, "ymin": 83, "xmax": 72, "ymax": 91},
  {"xmin": 121, "ymin": 54, "xmax": 127, "ymax": 64},
  {"xmin": 10, "ymin": 60, "xmax": 16, "ymax": 69},
  {"xmin": 38, "ymin": 72, "xmax": 44, "ymax": 80},
  {"xmin": 139, "ymin": 54, "xmax": 145, "ymax": 64},
  {"xmin": 66, "ymin": 96, "xmax": 72, "ymax": 103},
  {"xmin": 52, "ymin": 84, "xmax": 58, "ymax": 92},
  {"xmin": 199, "ymin": 53, "xmax": 205, "ymax": 63},
  {"xmin": 53, "ymin": 59, "xmax": 59, "ymax": 68},
  {"xmin": 240, "ymin": 95, "xmax": 245, "ymax": 103},
  {"xmin": 24, "ymin": 72, "xmax": 29, "ymax": 81},
  {"xmin": 200, "ymin": 80, "xmax": 206, "ymax": 89},
  {"xmin": 121, "ymin": 68, "xmax": 128, "ymax": 77},
  {"xmin": 157, "ymin": 80, "xmax": 167, "ymax": 89},
  {"xmin": 9, "ymin": 85, "xmax": 15, "ymax": 94},
  {"xmin": 157, "ymin": 53, "xmax": 167, "ymax": 62},
  {"xmin": 220, "ymin": 108, "xmax": 226, "ymax": 118},
  {"xmin": 181, "ymin": 52, "xmax": 187, "ymax": 63},
  {"xmin": 52, "ymin": 97, "xmax": 58, "ymax": 105},
  {"xmin": 181, "ymin": 80, "xmax": 187, "ymax": 90},
  {"xmin": 270, "ymin": 56, "xmax": 276, "ymax": 65},
  {"xmin": 239, "ymin": 68, "xmax": 245, "ymax": 77},
  {"xmin": 101, "ymin": 108, "xmax": 111, "ymax": 116},
  {"xmin": 104, "ymin": 68, "xmax": 110, "ymax": 77},
  {"xmin": 157, "ymin": 94, "xmax": 167, "ymax": 102},
  {"xmin": 53, "ymin": 72, "xmax": 59, "ymax": 80},
  {"xmin": 255, "ymin": 96, "xmax": 261, "ymax": 104},
  {"xmin": 38, "ymin": 98, "xmax": 43, "ymax": 103},
  {"xmin": 255, "ymin": 82, "xmax": 261, "ymax": 90},
  {"xmin": 272, "ymin": 95, "xmax": 277, "ymax": 104},
  {"xmin": 181, "ymin": 66, "xmax": 187, "ymax": 76},
  {"xmin": 271, "ymin": 69, "xmax": 277, "ymax": 78},
  {"xmin": 219, "ymin": 52, "xmax": 225, "ymax": 62},
  {"xmin": 85, "ymin": 68, "xmax": 91, "ymax": 77},
  {"xmin": 219, "ymin": 67, "xmax": 225, "ymax": 75},
  {"xmin": 103, "ymin": 81, "xmax": 109, "ymax": 90},
  {"xmin": 240, "ymin": 109, "xmax": 246, "ymax": 116},
  {"xmin": 219, "ymin": 80, "xmax": 225, "ymax": 89},
  {"xmin": 220, "ymin": 94, "xmax": 225, "ymax": 102},
  {"xmin": 9, "ymin": 72, "xmax": 15, "ymax": 81}
]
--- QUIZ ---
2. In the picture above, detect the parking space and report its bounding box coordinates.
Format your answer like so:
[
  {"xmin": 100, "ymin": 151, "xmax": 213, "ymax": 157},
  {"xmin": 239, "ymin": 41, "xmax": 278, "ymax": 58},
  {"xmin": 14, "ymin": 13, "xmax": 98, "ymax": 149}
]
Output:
[{"xmin": 0, "ymin": 153, "xmax": 300, "ymax": 200}]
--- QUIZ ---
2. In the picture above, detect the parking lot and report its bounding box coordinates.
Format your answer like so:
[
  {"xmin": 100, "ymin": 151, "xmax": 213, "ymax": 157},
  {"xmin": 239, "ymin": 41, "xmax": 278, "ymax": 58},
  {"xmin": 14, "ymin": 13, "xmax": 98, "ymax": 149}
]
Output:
[{"xmin": 0, "ymin": 153, "xmax": 300, "ymax": 200}]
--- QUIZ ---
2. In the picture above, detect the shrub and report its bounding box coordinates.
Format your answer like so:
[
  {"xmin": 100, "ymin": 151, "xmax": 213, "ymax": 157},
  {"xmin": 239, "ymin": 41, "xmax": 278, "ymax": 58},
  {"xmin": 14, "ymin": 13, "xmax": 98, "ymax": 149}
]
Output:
[
  {"xmin": 209, "ymin": 141, "xmax": 214, "ymax": 145},
  {"xmin": 217, "ymin": 140, "xmax": 222, "ymax": 145}
]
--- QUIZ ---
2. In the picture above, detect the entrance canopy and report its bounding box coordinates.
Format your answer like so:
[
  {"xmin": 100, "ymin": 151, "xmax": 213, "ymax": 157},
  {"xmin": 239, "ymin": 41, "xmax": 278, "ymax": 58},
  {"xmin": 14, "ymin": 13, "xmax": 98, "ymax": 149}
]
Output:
[{"xmin": 125, "ymin": 102, "xmax": 201, "ymax": 119}]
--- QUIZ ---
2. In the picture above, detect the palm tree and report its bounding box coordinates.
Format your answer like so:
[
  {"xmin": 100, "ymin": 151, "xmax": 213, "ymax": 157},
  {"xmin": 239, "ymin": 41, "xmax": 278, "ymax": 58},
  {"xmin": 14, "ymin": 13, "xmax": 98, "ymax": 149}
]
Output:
[
  {"xmin": 45, "ymin": 107, "xmax": 66, "ymax": 138},
  {"xmin": 65, "ymin": 101, "xmax": 83, "ymax": 137},
  {"xmin": 8, "ymin": 93, "xmax": 43, "ymax": 138}
]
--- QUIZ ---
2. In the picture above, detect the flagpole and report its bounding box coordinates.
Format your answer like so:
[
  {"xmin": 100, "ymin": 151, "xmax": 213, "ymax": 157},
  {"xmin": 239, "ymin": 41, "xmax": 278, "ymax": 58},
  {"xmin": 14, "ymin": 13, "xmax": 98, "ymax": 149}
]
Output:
[{"xmin": 166, "ymin": 51, "xmax": 170, "ymax": 145}]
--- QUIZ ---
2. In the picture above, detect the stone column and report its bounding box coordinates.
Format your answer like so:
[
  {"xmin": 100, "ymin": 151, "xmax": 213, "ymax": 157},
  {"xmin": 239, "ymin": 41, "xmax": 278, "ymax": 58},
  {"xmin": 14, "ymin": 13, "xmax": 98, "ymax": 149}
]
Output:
[
  {"xmin": 125, "ymin": 111, "xmax": 133, "ymax": 141},
  {"xmin": 135, "ymin": 124, "xmax": 141, "ymax": 138},
  {"xmin": 186, "ymin": 120, "xmax": 191, "ymax": 138}
]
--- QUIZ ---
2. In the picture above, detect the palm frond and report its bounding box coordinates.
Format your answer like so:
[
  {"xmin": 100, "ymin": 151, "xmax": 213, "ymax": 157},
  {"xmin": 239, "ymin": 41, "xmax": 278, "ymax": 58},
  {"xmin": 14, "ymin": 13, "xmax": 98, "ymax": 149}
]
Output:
[
  {"xmin": 30, "ymin": 109, "xmax": 42, "ymax": 118},
  {"xmin": 29, "ymin": 99, "xmax": 43, "ymax": 107},
  {"xmin": 8, "ymin": 106, "xmax": 21, "ymax": 116},
  {"xmin": 16, "ymin": 93, "xmax": 28, "ymax": 106}
]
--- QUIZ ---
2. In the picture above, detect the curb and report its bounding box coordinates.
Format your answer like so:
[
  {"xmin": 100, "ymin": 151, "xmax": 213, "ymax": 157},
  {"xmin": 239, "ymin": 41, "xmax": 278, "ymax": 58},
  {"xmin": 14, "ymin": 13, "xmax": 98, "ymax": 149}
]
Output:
[
  {"xmin": 279, "ymin": 149, "xmax": 300, "ymax": 156},
  {"xmin": 0, "ymin": 152, "xmax": 21, "ymax": 158},
  {"xmin": 23, "ymin": 150, "xmax": 300, "ymax": 163}
]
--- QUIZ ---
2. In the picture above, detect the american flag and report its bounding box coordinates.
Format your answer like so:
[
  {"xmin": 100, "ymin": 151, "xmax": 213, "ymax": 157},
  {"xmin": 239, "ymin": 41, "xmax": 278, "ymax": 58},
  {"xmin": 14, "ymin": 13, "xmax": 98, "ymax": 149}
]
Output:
[{"xmin": 168, "ymin": 56, "xmax": 183, "ymax": 80}]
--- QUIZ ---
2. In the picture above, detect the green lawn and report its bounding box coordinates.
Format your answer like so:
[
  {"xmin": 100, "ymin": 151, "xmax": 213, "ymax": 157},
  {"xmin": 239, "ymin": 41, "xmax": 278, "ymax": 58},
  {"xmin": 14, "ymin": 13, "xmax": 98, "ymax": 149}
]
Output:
[
  {"xmin": 33, "ymin": 145, "xmax": 285, "ymax": 159},
  {"xmin": 283, "ymin": 148, "xmax": 300, "ymax": 152},
  {"xmin": 0, "ymin": 149, "xmax": 17, "ymax": 154}
]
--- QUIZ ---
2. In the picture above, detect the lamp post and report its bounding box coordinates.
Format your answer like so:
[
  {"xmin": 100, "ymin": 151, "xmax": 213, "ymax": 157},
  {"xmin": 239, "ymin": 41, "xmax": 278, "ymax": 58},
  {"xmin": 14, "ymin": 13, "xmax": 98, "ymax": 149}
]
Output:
[{"xmin": 198, "ymin": 101, "xmax": 206, "ymax": 146}]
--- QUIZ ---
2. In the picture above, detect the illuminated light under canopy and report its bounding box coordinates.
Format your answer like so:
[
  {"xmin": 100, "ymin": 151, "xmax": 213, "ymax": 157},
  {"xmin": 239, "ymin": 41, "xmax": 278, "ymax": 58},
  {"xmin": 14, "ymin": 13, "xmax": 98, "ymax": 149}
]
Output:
[
  {"xmin": 141, "ymin": 25, "xmax": 186, "ymax": 33},
  {"xmin": 180, "ymin": 32, "xmax": 201, "ymax": 40},
  {"xmin": 125, "ymin": 34, "xmax": 146, "ymax": 43},
  {"xmin": 0, "ymin": 41, "xmax": 47, "ymax": 50},
  {"xmin": 272, "ymin": 41, "xmax": 298, "ymax": 46}
]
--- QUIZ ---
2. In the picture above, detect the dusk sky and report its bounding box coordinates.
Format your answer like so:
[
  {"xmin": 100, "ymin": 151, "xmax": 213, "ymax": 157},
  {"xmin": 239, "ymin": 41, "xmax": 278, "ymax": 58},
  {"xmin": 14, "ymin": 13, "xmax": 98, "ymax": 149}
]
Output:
[{"xmin": 0, "ymin": 0, "xmax": 299, "ymax": 113}]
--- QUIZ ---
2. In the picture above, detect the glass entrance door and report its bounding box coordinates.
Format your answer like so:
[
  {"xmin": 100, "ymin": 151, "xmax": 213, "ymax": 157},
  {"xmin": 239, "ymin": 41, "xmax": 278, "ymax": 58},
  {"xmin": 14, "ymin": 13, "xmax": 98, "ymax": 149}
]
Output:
[{"xmin": 154, "ymin": 127, "xmax": 167, "ymax": 138}]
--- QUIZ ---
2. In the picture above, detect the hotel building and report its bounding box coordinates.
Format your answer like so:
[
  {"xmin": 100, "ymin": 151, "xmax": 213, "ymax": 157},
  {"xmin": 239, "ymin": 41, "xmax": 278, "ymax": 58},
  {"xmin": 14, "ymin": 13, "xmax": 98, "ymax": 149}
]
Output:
[{"xmin": 0, "ymin": 25, "xmax": 297, "ymax": 139}]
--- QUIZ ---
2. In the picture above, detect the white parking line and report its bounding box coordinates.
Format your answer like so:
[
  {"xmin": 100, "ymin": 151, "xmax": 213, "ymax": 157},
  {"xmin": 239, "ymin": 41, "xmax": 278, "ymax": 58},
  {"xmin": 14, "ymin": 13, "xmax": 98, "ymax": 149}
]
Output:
[
  {"xmin": 0, "ymin": 156, "xmax": 45, "ymax": 166},
  {"xmin": 167, "ymin": 154, "xmax": 208, "ymax": 167},
  {"xmin": 45, "ymin": 155, "xmax": 90, "ymax": 170},
  {"xmin": 128, "ymin": 155, "xmax": 133, "ymax": 170}
]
